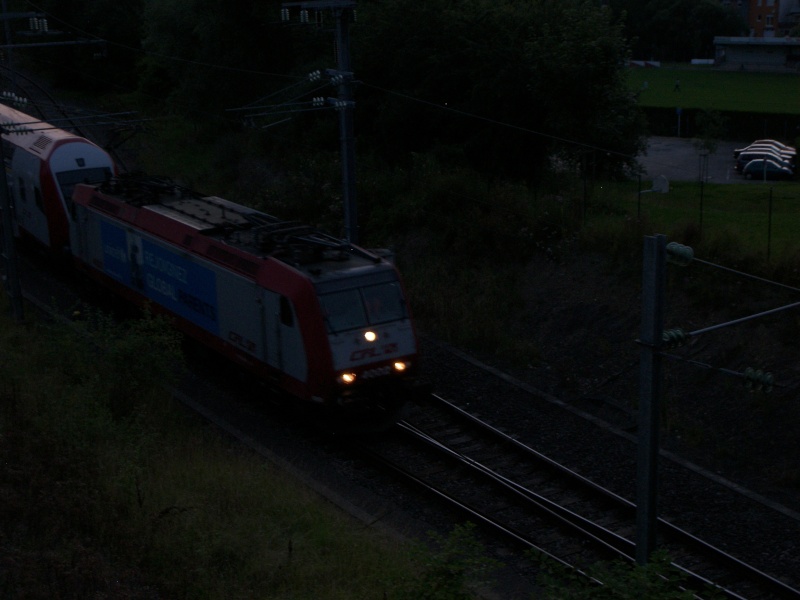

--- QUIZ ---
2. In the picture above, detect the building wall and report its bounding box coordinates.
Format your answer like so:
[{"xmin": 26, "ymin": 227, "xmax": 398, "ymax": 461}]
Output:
[
  {"xmin": 749, "ymin": 0, "xmax": 779, "ymax": 37},
  {"xmin": 719, "ymin": 0, "xmax": 800, "ymax": 37},
  {"xmin": 714, "ymin": 35, "xmax": 800, "ymax": 70}
]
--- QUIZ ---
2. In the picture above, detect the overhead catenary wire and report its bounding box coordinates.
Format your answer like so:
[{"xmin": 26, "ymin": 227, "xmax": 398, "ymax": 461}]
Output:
[
  {"xmin": 661, "ymin": 351, "xmax": 786, "ymax": 391},
  {"xmin": 693, "ymin": 257, "xmax": 800, "ymax": 294},
  {"xmin": 688, "ymin": 301, "xmax": 800, "ymax": 337},
  {"xmin": 227, "ymin": 82, "xmax": 332, "ymax": 113},
  {"xmin": 359, "ymin": 81, "xmax": 638, "ymax": 163},
  {"xmin": 652, "ymin": 242, "xmax": 799, "ymax": 393}
]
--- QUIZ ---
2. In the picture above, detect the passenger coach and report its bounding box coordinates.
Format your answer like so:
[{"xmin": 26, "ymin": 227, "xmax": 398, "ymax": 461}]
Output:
[{"xmin": 0, "ymin": 102, "xmax": 115, "ymax": 253}]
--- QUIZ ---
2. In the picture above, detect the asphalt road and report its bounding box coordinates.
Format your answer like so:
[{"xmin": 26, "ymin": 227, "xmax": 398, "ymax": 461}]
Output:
[{"xmin": 638, "ymin": 136, "xmax": 752, "ymax": 185}]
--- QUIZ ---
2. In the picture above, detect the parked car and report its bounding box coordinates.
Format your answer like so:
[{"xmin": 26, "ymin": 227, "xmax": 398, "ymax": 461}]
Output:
[
  {"xmin": 734, "ymin": 144, "xmax": 795, "ymax": 165},
  {"xmin": 736, "ymin": 149, "xmax": 794, "ymax": 173},
  {"xmin": 741, "ymin": 158, "xmax": 795, "ymax": 180},
  {"xmin": 733, "ymin": 139, "xmax": 797, "ymax": 162},
  {"xmin": 751, "ymin": 139, "xmax": 796, "ymax": 156}
]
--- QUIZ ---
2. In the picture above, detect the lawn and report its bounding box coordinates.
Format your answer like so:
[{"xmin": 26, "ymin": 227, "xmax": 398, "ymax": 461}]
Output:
[
  {"xmin": 625, "ymin": 66, "xmax": 800, "ymax": 114},
  {"xmin": 593, "ymin": 180, "xmax": 800, "ymax": 260}
]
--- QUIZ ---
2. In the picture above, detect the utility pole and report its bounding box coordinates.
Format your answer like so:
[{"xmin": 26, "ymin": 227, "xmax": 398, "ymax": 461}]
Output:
[
  {"xmin": 282, "ymin": 1, "xmax": 359, "ymax": 244},
  {"xmin": 333, "ymin": 4, "xmax": 357, "ymax": 245},
  {"xmin": 636, "ymin": 234, "xmax": 666, "ymax": 565}
]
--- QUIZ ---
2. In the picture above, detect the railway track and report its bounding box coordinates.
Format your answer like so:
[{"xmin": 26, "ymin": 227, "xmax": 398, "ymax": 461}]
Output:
[{"xmin": 352, "ymin": 393, "xmax": 800, "ymax": 599}]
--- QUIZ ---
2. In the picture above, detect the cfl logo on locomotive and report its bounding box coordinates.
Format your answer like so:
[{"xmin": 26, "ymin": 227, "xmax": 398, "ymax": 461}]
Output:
[{"xmin": 350, "ymin": 342, "xmax": 398, "ymax": 361}]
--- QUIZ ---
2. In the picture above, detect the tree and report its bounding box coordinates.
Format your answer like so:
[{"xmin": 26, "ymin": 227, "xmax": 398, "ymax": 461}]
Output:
[
  {"xmin": 354, "ymin": 0, "xmax": 646, "ymax": 181},
  {"xmin": 138, "ymin": 0, "xmax": 297, "ymax": 115},
  {"xmin": 609, "ymin": 0, "xmax": 747, "ymax": 62},
  {"xmin": 2, "ymin": 0, "xmax": 144, "ymax": 92}
]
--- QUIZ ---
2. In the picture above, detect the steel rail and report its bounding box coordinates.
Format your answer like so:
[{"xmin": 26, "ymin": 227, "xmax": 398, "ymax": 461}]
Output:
[{"xmin": 403, "ymin": 393, "xmax": 800, "ymax": 600}]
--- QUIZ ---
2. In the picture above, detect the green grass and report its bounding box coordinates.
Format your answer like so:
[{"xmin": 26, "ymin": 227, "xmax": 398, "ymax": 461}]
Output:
[
  {"xmin": 0, "ymin": 308, "xmax": 499, "ymax": 599},
  {"xmin": 588, "ymin": 180, "xmax": 800, "ymax": 256},
  {"xmin": 625, "ymin": 67, "xmax": 800, "ymax": 114},
  {"xmin": 583, "ymin": 182, "xmax": 800, "ymax": 268}
]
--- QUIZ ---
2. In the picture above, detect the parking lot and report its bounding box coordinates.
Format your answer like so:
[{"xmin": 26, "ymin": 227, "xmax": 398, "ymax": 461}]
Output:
[{"xmin": 638, "ymin": 136, "xmax": 755, "ymax": 185}]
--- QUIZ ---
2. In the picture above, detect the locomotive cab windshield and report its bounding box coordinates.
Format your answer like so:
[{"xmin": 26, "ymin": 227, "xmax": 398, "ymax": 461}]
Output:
[{"xmin": 317, "ymin": 277, "xmax": 408, "ymax": 334}]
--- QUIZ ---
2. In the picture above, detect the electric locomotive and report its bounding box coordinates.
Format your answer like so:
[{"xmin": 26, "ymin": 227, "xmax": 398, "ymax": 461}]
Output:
[
  {"xmin": 0, "ymin": 102, "xmax": 115, "ymax": 253},
  {"xmin": 68, "ymin": 176, "xmax": 421, "ymax": 417}
]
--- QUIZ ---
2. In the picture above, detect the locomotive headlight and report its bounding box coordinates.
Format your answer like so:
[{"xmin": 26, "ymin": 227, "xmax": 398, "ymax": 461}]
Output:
[
  {"xmin": 393, "ymin": 361, "xmax": 408, "ymax": 372},
  {"xmin": 364, "ymin": 330, "xmax": 377, "ymax": 342},
  {"xmin": 338, "ymin": 371, "xmax": 357, "ymax": 385}
]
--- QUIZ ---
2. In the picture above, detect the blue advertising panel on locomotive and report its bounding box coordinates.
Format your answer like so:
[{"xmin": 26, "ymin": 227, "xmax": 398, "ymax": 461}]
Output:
[{"xmin": 100, "ymin": 221, "xmax": 219, "ymax": 334}]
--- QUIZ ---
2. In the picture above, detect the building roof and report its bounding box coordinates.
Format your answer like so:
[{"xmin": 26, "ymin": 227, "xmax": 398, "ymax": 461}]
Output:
[{"xmin": 714, "ymin": 35, "xmax": 800, "ymax": 46}]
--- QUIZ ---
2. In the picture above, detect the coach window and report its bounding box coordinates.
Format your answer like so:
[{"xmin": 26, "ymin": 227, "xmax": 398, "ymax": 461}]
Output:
[
  {"xmin": 280, "ymin": 296, "xmax": 294, "ymax": 327},
  {"xmin": 34, "ymin": 187, "xmax": 43, "ymax": 210},
  {"xmin": 17, "ymin": 178, "xmax": 25, "ymax": 204}
]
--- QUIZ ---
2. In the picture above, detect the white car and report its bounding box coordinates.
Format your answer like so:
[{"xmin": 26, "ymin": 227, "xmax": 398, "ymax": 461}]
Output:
[
  {"xmin": 751, "ymin": 139, "xmax": 796, "ymax": 156},
  {"xmin": 734, "ymin": 140, "xmax": 796, "ymax": 163},
  {"xmin": 733, "ymin": 144, "xmax": 797, "ymax": 168}
]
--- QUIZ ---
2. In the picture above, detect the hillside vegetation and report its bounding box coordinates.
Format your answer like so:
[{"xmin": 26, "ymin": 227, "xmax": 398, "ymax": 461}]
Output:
[{"xmin": 0, "ymin": 308, "xmax": 501, "ymax": 598}]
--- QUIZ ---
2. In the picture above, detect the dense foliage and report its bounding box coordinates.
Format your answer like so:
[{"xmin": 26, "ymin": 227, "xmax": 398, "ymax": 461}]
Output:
[
  {"xmin": 0, "ymin": 308, "xmax": 504, "ymax": 598},
  {"xmin": 353, "ymin": 0, "xmax": 646, "ymax": 180},
  {"xmin": 608, "ymin": 0, "xmax": 748, "ymax": 62},
  {"xmin": 4, "ymin": 0, "xmax": 648, "ymax": 182},
  {"xmin": 3, "ymin": 0, "xmax": 754, "ymax": 180}
]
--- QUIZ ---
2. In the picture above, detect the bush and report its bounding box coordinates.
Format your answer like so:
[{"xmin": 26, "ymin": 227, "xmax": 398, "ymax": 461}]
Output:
[
  {"xmin": 534, "ymin": 549, "xmax": 722, "ymax": 599},
  {"xmin": 0, "ymin": 306, "xmax": 454, "ymax": 599}
]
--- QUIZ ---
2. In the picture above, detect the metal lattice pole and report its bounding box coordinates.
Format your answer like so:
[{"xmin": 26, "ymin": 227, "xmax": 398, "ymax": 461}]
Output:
[{"xmin": 636, "ymin": 234, "xmax": 666, "ymax": 564}]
